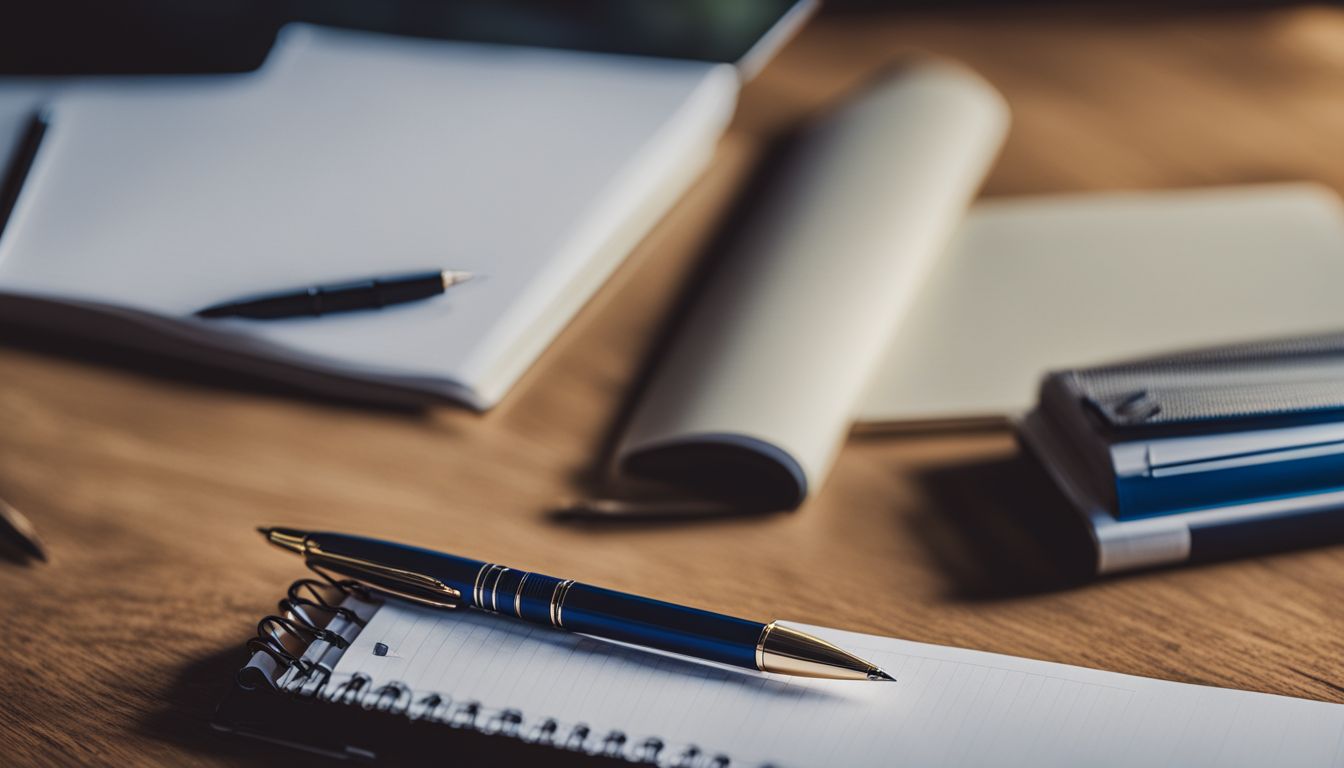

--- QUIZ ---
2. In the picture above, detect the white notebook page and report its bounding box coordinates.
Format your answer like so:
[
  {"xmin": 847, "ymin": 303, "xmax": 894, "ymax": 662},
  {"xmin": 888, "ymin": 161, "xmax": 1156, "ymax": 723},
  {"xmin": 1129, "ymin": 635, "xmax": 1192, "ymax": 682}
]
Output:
[
  {"xmin": 311, "ymin": 600, "xmax": 1344, "ymax": 767},
  {"xmin": 858, "ymin": 184, "xmax": 1344, "ymax": 425}
]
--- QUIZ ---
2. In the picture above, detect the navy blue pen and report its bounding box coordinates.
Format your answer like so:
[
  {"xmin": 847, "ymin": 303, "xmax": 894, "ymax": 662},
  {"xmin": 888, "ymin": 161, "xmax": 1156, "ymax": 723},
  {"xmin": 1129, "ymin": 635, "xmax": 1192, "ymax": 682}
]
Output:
[{"xmin": 259, "ymin": 528, "xmax": 892, "ymax": 682}]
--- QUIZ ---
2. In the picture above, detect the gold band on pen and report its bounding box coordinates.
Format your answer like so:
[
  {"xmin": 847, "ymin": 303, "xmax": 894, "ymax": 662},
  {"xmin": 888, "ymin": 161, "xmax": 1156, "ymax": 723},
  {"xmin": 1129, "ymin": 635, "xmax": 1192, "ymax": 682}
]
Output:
[
  {"xmin": 513, "ymin": 572, "xmax": 531, "ymax": 619},
  {"xmin": 472, "ymin": 563, "xmax": 492, "ymax": 609},
  {"xmin": 474, "ymin": 563, "xmax": 512, "ymax": 612},
  {"xmin": 548, "ymin": 581, "xmax": 561, "ymax": 627},
  {"xmin": 550, "ymin": 579, "xmax": 575, "ymax": 628},
  {"xmin": 756, "ymin": 623, "xmax": 771, "ymax": 671},
  {"xmin": 489, "ymin": 566, "xmax": 510, "ymax": 613}
]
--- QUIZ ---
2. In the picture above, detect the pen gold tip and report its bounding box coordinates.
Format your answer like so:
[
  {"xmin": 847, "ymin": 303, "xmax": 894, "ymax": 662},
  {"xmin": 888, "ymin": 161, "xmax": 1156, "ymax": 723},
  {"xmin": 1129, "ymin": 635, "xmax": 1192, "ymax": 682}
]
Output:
[
  {"xmin": 257, "ymin": 526, "xmax": 308, "ymax": 554},
  {"xmin": 758, "ymin": 622, "xmax": 891, "ymax": 681}
]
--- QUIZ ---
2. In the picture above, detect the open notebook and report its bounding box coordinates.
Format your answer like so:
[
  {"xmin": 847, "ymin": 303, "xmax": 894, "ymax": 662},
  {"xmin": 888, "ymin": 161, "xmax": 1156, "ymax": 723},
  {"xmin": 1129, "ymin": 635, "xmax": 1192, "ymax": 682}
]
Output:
[
  {"xmin": 218, "ymin": 577, "xmax": 1344, "ymax": 766},
  {"xmin": 0, "ymin": 24, "xmax": 741, "ymax": 409}
]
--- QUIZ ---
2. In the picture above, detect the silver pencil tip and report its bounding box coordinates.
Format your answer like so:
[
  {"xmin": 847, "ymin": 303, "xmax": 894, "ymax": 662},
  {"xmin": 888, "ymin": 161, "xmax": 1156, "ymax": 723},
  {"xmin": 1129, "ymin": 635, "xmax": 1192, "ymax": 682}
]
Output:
[{"xmin": 869, "ymin": 668, "xmax": 896, "ymax": 682}]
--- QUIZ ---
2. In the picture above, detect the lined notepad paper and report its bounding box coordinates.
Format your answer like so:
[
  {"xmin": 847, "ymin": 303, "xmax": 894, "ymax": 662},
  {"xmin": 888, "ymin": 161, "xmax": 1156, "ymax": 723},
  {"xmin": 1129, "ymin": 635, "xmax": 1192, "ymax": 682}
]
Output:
[{"xmin": 298, "ymin": 600, "xmax": 1344, "ymax": 767}]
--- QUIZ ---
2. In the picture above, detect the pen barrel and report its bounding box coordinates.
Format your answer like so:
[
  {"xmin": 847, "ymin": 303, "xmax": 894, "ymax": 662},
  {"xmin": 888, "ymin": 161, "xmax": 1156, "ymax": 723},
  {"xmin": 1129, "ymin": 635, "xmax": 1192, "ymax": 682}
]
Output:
[
  {"xmin": 199, "ymin": 272, "xmax": 445, "ymax": 319},
  {"xmin": 465, "ymin": 567, "xmax": 764, "ymax": 669},
  {"xmin": 309, "ymin": 273, "xmax": 445, "ymax": 314},
  {"xmin": 556, "ymin": 583, "xmax": 764, "ymax": 671},
  {"xmin": 302, "ymin": 534, "xmax": 766, "ymax": 671},
  {"xmin": 366, "ymin": 273, "xmax": 446, "ymax": 306}
]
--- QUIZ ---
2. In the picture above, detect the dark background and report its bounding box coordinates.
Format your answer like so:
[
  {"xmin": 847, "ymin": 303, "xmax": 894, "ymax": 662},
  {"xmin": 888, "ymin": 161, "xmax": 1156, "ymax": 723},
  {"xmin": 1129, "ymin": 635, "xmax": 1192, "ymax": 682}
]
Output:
[
  {"xmin": 0, "ymin": 0, "xmax": 807, "ymax": 74},
  {"xmin": 0, "ymin": 0, "xmax": 1280, "ymax": 75}
]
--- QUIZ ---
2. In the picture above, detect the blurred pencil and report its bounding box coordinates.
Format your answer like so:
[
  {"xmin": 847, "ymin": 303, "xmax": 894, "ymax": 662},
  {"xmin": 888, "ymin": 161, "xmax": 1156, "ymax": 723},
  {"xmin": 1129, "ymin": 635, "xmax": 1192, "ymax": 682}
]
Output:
[{"xmin": 0, "ymin": 495, "xmax": 46, "ymax": 562}]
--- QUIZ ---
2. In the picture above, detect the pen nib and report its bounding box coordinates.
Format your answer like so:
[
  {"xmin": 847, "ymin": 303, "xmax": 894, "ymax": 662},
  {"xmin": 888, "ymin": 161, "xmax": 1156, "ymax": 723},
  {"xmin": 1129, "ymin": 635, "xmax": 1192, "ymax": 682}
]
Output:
[
  {"xmin": 440, "ymin": 270, "xmax": 474, "ymax": 289},
  {"xmin": 758, "ymin": 622, "xmax": 894, "ymax": 682}
]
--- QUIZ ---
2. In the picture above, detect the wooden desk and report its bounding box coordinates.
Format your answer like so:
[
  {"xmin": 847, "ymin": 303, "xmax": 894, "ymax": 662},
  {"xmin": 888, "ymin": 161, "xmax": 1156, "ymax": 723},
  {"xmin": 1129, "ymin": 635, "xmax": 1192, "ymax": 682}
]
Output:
[{"xmin": 4, "ymin": 6, "xmax": 1344, "ymax": 764}]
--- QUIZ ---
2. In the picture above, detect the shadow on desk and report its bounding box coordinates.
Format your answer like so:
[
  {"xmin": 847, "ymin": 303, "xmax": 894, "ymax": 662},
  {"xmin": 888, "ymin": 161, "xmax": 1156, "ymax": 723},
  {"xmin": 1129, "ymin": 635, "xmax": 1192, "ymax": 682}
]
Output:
[
  {"xmin": 0, "ymin": 324, "xmax": 433, "ymax": 416},
  {"xmin": 907, "ymin": 449, "xmax": 1096, "ymax": 600},
  {"xmin": 137, "ymin": 646, "xmax": 334, "ymax": 768}
]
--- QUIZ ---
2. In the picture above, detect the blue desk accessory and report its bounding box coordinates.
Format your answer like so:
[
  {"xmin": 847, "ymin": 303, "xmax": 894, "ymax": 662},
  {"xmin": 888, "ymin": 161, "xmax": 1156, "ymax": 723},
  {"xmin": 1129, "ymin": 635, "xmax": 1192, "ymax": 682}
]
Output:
[{"xmin": 1020, "ymin": 331, "xmax": 1344, "ymax": 573}]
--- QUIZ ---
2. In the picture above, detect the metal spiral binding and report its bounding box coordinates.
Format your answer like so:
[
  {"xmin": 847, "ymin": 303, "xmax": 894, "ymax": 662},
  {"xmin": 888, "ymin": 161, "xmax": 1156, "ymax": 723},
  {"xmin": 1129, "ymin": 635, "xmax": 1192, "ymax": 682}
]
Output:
[
  {"xmin": 245, "ymin": 578, "xmax": 736, "ymax": 766},
  {"xmin": 243, "ymin": 636, "xmax": 311, "ymax": 680},
  {"xmin": 364, "ymin": 681, "xmax": 411, "ymax": 715},
  {"xmin": 286, "ymin": 578, "xmax": 367, "ymax": 628},
  {"xmin": 481, "ymin": 709, "xmax": 524, "ymax": 737},
  {"xmin": 244, "ymin": 576, "xmax": 364, "ymax": 690},
  {"xmin": 328, "ymin": 672, "xmax": 372, "ymax": 705}
]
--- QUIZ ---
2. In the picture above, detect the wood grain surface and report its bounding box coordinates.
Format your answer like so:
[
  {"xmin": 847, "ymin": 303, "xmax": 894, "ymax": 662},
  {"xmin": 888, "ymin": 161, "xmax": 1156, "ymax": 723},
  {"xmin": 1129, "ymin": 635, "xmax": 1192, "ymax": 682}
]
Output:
[{"xmin": 4, "ymin": 5, "xmax": 1344, "ymax": 765}]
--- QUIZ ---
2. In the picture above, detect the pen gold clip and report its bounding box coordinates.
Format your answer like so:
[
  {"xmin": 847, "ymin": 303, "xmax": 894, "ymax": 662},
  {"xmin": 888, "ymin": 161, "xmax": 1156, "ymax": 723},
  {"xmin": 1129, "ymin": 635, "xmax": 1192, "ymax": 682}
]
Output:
[{"xmin": 304, "ymin": 544, "xmax": 463, "ymax": 610}]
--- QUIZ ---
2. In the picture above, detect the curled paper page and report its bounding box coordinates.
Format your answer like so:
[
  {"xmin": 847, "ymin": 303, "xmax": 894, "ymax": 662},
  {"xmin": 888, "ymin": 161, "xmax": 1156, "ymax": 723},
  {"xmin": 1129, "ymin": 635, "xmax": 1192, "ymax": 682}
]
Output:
[{"xmin": 615, "ymin": 61, "xmax": 1009, "ymax": 509}]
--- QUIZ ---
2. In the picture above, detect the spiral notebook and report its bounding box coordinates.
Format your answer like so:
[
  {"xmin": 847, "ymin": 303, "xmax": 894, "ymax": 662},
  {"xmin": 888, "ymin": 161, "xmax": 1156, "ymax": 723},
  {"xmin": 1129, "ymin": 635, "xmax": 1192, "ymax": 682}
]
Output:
[{"xmin": 215, "ymin": 577, "xmax": 1344, "ymax": 766}]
